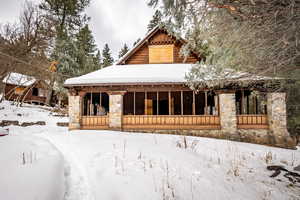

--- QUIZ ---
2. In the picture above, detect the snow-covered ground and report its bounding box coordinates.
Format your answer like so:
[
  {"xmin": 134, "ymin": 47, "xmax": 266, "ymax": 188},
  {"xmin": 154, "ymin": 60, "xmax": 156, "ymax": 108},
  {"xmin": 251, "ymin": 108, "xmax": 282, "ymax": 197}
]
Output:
[{"xmin": 0, "ymin": 100, "xmax": 299, "ymax": 200}]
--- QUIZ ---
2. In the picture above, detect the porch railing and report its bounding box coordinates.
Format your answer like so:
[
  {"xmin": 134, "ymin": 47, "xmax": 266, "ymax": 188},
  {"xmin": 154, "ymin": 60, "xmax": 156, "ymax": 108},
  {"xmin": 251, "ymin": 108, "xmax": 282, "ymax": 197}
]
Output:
[
  {"xmin": 81, "ymin": 116, "xmax": 109, "ymax": 129},
  {"xmin": 237, "ymin": 115, "xmax": 268, "ymax": 129},
  {"xmin": 122, "ymin": 115, "xmax": 220, "ymax": 130}
]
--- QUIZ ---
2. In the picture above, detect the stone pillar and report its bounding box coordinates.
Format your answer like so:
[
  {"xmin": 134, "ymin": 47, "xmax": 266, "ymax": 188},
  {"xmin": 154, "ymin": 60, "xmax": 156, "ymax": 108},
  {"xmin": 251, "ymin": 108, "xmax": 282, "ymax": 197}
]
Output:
[
  {"xmin": 108, "ymin": 91, "xmax": 126, "ymax": 130},
  {"xmin": 267, "ymin": 93, "xmax": 289, "ymax": 137},
  {"xmin": 219, "ymin": 93, "xmax": 237, "ymax": 134},
  {"xmin": 68, "ymin": 95, "xmax": 81, "ymax": 130}
]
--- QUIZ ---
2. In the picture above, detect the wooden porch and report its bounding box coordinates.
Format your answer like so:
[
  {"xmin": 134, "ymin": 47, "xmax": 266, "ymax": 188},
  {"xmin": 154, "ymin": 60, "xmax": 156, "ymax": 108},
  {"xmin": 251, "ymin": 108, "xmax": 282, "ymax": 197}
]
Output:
[
  {"xmin": 81, "ymin": 116, "xmax": 109, "ymax": 129},
  {"xmin": 122, "ymin": 115, "xmax": 220, "ymax": 130},
  {"xmin": 237, "ymin": 115, "xmax": 268, "ymax": 129}
]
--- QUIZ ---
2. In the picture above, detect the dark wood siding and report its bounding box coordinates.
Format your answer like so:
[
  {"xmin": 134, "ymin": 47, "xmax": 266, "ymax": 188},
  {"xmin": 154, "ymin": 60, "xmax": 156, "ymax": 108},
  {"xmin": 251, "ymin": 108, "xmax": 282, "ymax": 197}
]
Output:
[
  {"xmin": 124, "ymin": 30, "xmax": 200, "ymax": 65},
  {"xmin": 173, "ymin": 44, "xmax": 199, "ymax": 63},
  {"xmin": 125, "ymin": 44, "xmax": 149, "ymax": 64},
  {"xmin": 4, "ymin": 83, "xmax": 47, "ymax": 104}
]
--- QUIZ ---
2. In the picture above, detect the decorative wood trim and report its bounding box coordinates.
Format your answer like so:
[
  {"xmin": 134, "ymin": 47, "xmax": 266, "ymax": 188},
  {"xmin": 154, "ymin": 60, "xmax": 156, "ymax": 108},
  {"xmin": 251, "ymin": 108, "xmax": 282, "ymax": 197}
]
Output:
[
  {"xmin": 81, "ymin": 116, "xmax": 109, "ymax": 129},
  {"xmin": 237, "ymin": 115, "xmax": 268, "ymax": 129},
  {"xmin": 106, "ymin": 91, "xmax": 127, "ymax": 95}
]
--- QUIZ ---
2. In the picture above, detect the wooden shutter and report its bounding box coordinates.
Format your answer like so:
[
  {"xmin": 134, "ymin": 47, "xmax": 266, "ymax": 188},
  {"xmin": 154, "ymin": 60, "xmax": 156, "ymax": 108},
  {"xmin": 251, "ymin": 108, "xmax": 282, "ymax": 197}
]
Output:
[
  {"xmin": 149, "ymin": 45, "xmax": 174, "ymax": 63},
  {"xmin": 145, "ymin": 99, "xmax": 153, "ymax": 115}
]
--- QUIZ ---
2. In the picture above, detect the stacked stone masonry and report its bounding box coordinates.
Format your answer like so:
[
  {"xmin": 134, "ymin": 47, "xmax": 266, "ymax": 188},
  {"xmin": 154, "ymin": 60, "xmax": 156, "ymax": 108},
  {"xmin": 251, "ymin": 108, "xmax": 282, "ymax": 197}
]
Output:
[
  {"xmin": 108, "ymin": 93, "xmax": 123, "ymax": 130},
  {"xmin": 68, "ymin": 95, "xmax": 81, "ymax": 130}
]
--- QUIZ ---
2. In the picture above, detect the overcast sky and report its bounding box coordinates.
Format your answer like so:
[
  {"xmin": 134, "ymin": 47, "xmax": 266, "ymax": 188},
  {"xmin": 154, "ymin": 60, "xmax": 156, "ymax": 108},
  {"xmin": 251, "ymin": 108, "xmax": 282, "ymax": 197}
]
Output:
[{"xmin": 0, "ymin": 0, "xmax": 155, "ymax": 59}]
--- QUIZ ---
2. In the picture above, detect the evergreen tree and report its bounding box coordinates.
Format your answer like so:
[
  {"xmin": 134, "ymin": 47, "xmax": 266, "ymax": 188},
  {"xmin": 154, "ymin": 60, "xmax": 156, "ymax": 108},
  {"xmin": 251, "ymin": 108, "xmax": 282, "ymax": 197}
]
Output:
[
  {"xmin": 94, "ymin": 50, "xmax": 102, "ymax": 68},
  {"xmin": 132, "ymin": 38, "xmax": 141, "ymax": 47},
  {"xmin": 39, "ymin": 0, "xmax": 90, "ymax": 33},
  {"xmin": 40, "ymin": 0, "xmax": 91, "ymax": 105},
  {"xmin": 147, "ymin": 10, "xmax": 162, "ymax": 32},
  {"xmin": 102, "ymin": 44, "xmax": 114, "ymax": 67},
  {"xmin": 118, "ymin": 43, "xmax": 129, "ymax": 58},
  {"xmin": 76, "ymin": 24, "xmax": 97, "ymax": 56},
  {"xmin": 75, "ymin": 24, "xmax": 100, "ymax": 74}
]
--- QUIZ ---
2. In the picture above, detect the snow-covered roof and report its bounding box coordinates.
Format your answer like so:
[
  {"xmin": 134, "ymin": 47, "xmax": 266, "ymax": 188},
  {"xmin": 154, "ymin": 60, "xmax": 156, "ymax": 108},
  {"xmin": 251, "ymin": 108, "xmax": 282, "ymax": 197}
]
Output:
[
  {"xmin": 64, "ymin": 64, "xmax": 193, "ymax": 86},
  {"xmin": 2, "ymin": 72, "xmax": 36, "ymax": 86},
  {"xmin": 64, "ymin": 63, "xmax": 273, "ymax": 86}
]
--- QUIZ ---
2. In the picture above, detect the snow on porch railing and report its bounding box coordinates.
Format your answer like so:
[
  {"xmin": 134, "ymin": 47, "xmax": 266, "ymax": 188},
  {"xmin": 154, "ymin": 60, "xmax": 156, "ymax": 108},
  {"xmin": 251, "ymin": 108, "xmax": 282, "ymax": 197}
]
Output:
[
  {"xmin": 122, "ymin": 115, "xmax": 220, "ymax": 130},
  {"xmin": 237, "ymin": 115, "xmax": 268, "ymax": 129},
  {"xmin": 81, "ymin": 116, "xmax": 109, "ymax": 129}
]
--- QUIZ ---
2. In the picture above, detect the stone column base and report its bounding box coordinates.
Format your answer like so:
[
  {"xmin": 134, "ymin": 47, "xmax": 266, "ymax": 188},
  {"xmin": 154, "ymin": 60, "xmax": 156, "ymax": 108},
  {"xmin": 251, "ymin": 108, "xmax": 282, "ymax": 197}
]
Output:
[{"xmin": 69, "ymin": 122, "xmax": 81, "ymax": 130}]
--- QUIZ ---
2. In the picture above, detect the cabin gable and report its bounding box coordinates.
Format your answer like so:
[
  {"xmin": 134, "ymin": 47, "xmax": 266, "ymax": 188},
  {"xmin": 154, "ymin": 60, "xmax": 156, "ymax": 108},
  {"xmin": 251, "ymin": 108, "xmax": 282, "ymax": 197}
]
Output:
[{"xmin": 121, "ymin": 28, "xmax": 200, "ymax": 65}]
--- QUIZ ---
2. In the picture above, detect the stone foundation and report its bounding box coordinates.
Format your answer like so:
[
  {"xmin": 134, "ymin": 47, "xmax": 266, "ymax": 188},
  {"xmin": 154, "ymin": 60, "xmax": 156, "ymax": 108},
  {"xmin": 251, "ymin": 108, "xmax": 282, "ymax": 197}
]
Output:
[
  {"xmin": 68, "ymin": 95, "xmax": 81, "ymax": 130},
  {"xmin": 219, "ymin": 93, "xmax": 237, "ymax": 134},
  {"xmin": 267, "ymin": 93, "xmax": 292, "ymax": 146},
  {"xmin": 122, "ymin": 129, "xmax": 296, "ymax": 149},
  {"xmin": 108, "ymin": 92, "xmax": 125, "ymax": 130}
]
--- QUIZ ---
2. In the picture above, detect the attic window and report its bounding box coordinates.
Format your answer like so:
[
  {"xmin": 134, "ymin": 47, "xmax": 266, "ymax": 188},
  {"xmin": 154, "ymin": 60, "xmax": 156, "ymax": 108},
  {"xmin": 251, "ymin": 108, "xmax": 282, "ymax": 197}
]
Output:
[{"xmin": 149, "ymin": 45, "xmax": 174, "ymax": 63}]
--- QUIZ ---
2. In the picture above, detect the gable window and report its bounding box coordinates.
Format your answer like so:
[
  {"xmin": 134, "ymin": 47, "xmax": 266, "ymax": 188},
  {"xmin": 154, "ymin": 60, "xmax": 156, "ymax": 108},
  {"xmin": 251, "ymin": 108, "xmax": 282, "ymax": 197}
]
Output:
[{"xmin": 149, "ymin": 45, "xmax": 174, "ymax": 63}]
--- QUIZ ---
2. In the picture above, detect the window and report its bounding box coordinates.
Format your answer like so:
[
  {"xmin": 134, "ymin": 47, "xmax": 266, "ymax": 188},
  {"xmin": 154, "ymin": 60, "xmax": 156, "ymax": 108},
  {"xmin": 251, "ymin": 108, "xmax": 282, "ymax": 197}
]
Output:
[
  {"xmin": 149, "ymin": 45, "xmax": 174, "ymax": 63},
  {"xmin": 14, "ymin": 87, "xmax": 25, "ymax": 95},
  {"xmin": 32, "ymin": 88, "xmax": 39, "ymax": 96},
  {"xmin": 236, "ymin": 90, "xmax": 267, "ymax": 115},
  {"xmin": 83, "ymin": 92, "xmax": 109, "ymax": 116},
  {"xmin": 38, "ymin": 88, "xmax": 47, "ymax": 97}
]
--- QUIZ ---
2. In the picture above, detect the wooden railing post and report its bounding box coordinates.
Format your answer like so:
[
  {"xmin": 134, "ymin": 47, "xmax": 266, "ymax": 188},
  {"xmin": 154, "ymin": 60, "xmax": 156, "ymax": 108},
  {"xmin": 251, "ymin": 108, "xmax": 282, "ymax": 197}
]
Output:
[
  {"xmin": 181, "ymin": 91, "xmax": 183, "ymax": 115},
  {"xmin": 90, "ymin": 92, "xmax": 93, "ymax": 116},
  {"xmin": 100, "ymin": 92, "xmax": 102, "ymax": 107},
  {"xmin": 168, "ymin": 91, "xmax": 171, "ymax": 115},
  {"xmin": 133, "ymin": 91, "xmax": 136, "ymax": 115},
  {"xmin": 145, "ymin": 91, "xmax": 147, "ymax": 115},
  {"xmin": 157, "ymin": 91, "xmax": 159, "ymax": 115},
  {"xmin": 192, "ymin": 91, "xmax": 195, "ymax": 115},
  {"xmin": 204, "ymin": 91, "xmax": 208, "ymax": 115}
]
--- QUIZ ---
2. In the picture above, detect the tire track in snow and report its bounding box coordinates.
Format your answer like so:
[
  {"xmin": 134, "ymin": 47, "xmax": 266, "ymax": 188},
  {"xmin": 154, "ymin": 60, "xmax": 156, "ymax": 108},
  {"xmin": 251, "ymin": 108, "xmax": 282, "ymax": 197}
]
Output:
[{"xmin": 39, "ymin": 134, "xmax": 95, "ymax": 200}]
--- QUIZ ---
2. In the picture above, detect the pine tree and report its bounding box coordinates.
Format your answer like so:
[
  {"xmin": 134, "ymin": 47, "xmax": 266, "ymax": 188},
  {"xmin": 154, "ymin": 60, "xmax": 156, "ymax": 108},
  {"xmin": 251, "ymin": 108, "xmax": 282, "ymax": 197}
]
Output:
[
  {"xmin": 76, "ymin": 24, "xmax": 97, "ymax": 56},
  {"xmin": 132, "ymin": 38, "xmax": 141, "ymax": 47},
  {"xmin": 147, "ymin": 10, "xmax": 162, "ymax": 32},
  {"xmin": 39, "ymin": 0, "xmax": 90, "ymax": 33},
  {"xmin": 118, "ymin": 43, "xmax": 129, "ymax": 58},
  {"xmin": 40, "ymin": 0, "xmax": 92, "ymax": 105},
  {"xmin": 94, "ymin": 50, "xmax": 102, "ymax": 69},
  {"xmin": 75, "ymin": 24, "xmax": 100, "ymax": 74},
  {"xmin": 102, "ymin": 44, "xmax": 114, "ymax": 67}
]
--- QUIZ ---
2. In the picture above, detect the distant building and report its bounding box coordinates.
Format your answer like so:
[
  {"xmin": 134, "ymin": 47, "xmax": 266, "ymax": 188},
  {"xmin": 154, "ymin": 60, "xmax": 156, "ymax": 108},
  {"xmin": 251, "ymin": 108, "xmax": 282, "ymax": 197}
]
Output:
[
  {"xmin": 64, "ymin": 26, "xmax": 295, "ymax": 148},
  {"xmin": 3, "ymin": 72, "xmax": 50, "ymax": 105}
]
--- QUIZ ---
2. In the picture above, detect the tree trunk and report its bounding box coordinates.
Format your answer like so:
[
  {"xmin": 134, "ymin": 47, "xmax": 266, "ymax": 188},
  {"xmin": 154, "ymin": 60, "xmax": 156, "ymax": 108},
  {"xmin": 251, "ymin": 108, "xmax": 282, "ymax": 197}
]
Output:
[{"xmin": 46, "ymin": 72, "xmax": 55, "ymax": 106}]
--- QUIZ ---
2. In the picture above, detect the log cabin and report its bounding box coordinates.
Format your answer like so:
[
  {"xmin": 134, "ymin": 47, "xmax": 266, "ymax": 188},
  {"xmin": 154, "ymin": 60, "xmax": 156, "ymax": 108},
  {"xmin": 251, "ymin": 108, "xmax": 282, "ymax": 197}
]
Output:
[
  {"xmin": 3, "ymin": 72, "xmax": 50, "ymax": 105},
  {"xmin": 64, "ymin": 26, "xmax": 295, "ymax": 148}
]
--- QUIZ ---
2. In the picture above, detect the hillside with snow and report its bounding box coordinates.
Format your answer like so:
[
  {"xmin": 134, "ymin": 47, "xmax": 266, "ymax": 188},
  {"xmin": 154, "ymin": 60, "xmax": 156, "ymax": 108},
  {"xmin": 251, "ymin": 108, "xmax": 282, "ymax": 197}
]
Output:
[{"xmin": 0, "ymin": 100, "xmax": 299, "ymax": 200}]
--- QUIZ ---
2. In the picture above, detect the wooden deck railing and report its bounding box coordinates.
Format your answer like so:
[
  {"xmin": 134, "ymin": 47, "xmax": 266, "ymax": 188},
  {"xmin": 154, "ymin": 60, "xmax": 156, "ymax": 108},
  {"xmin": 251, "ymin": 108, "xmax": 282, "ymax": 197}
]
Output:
[
  {"xmin": 81, "ymin": 116, "xmax": 109, "ymax": 129},
  {"xmin": 122, "ymin": 115, "xmax": 220, "ymax": 130},
  {"xmin": 237, "ymin": 115, "xmax": 268, "ymax": 129}
]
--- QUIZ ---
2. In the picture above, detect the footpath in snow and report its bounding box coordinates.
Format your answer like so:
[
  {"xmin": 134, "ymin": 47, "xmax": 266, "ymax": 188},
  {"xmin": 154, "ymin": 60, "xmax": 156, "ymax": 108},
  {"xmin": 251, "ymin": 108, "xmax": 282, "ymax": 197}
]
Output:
[{"xmin": 0, "ymin": 100, "xmax": 300, "ymax": 200}]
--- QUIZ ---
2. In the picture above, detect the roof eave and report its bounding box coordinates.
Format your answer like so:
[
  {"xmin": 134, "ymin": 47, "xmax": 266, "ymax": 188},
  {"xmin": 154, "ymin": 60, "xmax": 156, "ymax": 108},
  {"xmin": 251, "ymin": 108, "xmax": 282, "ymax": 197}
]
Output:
[{"xmin": 64, "ymin": 81, "xmax": 187, "ymax": 88}]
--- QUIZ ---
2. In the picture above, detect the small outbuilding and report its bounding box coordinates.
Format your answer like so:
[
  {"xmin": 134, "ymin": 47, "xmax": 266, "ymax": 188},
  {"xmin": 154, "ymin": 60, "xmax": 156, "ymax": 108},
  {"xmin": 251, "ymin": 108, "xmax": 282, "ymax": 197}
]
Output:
[{"xmin": 3, "ymin": 72, "xmax": 50, "ymax": 105}]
